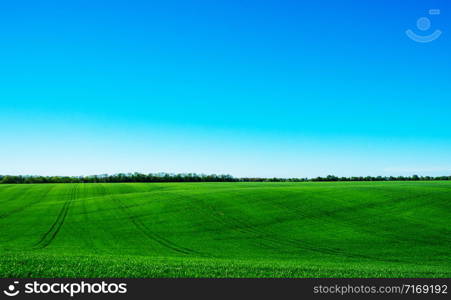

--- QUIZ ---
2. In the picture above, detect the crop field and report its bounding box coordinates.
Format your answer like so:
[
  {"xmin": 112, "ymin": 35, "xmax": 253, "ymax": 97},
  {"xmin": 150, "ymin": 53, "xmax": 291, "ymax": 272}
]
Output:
[{"xmin": 0, "ymin": 182, "xmax": 450, "ymax": 278}]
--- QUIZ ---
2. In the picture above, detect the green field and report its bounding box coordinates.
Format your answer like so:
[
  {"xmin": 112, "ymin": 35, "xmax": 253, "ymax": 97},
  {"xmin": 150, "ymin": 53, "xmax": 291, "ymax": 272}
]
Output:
[{"xmin": 0, "ymin": 182, "xmax": 450, "ymax": 278}]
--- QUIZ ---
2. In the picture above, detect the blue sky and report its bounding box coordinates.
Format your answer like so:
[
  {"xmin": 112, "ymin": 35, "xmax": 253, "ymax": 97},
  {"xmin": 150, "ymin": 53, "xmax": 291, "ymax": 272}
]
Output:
[{"xmin": 1, "ymin": 0, "xmax": 450, "ymax": 177}]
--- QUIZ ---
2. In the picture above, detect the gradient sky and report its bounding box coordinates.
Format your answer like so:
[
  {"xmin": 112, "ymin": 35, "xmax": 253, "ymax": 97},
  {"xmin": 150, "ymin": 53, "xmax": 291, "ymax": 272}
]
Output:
[{"xmin": 1, "ymin": 0, "xmax": 450, "ymax": 177}]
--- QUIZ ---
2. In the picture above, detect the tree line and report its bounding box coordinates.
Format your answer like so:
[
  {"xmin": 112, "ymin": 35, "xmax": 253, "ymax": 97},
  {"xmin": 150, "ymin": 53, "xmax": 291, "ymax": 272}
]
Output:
[{"xmin": 0, "ymin": 173, "xmax": 450, "ymax": 184}]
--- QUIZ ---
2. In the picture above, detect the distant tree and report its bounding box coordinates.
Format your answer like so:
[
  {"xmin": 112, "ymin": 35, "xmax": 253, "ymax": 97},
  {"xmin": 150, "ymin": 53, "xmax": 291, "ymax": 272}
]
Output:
[{"xmin": 0, "ymin": 173, "xmax": 450, "ymax": 184}]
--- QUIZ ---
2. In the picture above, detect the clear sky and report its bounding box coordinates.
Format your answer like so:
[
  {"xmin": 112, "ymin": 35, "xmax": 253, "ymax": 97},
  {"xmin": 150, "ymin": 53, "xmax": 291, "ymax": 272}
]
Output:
[{"xmin": 1, "ymin": 0, "xmax": 450, "ymax": 178}]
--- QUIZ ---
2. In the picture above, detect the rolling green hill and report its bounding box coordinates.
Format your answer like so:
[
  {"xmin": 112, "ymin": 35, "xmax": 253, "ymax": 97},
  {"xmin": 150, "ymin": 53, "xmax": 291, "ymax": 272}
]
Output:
[{"xmin": 0, "ymin": 182, "xmax": 450, "ymax": 277}]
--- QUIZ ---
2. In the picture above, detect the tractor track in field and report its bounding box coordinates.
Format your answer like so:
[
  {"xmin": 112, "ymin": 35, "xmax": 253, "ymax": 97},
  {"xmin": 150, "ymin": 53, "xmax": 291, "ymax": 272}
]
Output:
[
  {"xmin": 97, "ymin": 184, "xmax": 202, "ymax": 256},
  {"xmin": 175, "ymin": 192, "xmax": 322, "ymax": 253},
  {"xmin": 229, "ymin": 192, "xmax": 434, "ymax": 263},
  {"xmin": 114, "ymin": 197, "xmax": 199, "ymax": 255},
  {"xmin": 33, "ymin": 184, "xmax": 79, "ymax": 249},
  {"xmin": 178, "ymin": 192, "xmax": 398, "ymax": 262},
  {"xmin": 268, "ymin": 190, "xmax": 451, "ymax": 246},
  {"xmin": 0, "ymin": 186, "xmax": 56, "ymax": 219}
]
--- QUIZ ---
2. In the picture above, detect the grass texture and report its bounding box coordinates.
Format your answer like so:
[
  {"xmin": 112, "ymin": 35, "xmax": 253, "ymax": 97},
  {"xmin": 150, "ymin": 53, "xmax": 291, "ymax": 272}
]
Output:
[{"xmin": 0, "ymin": 182, "xmax": 450, "ymax": 277}]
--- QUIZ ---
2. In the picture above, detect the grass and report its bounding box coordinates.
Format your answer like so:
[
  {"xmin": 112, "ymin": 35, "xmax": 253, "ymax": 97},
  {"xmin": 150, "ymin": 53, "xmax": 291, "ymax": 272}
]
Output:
[{"xmin": 0, "ymin": 181, "xmax": 450, "ymax": 278}]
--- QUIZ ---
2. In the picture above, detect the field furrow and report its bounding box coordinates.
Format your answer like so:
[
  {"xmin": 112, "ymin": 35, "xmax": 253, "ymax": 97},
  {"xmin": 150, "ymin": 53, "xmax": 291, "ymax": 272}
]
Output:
[
  {"xmin": 0, "ymin": 181, "xmax": 450, "ymax": 277},
  {"xmin": 33, "ymin": 184, "xmax": 79, "ymax": 249}
]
